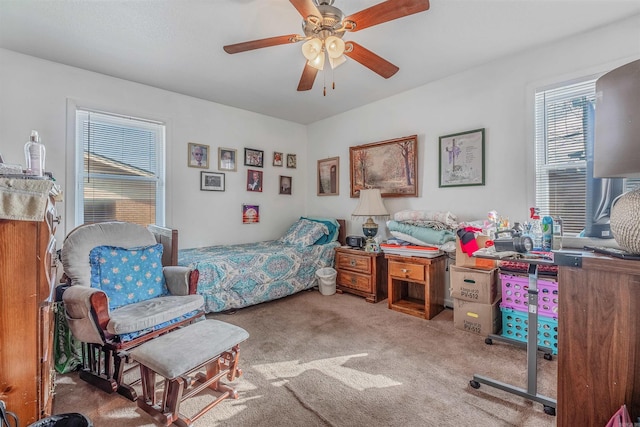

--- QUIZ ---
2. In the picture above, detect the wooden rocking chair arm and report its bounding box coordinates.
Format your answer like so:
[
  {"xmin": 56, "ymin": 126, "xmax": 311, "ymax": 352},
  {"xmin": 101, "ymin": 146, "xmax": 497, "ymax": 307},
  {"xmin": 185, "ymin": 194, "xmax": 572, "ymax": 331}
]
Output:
[{"xmin": 89, "ymin": 290, "xmax": 110, "ymax": 331}]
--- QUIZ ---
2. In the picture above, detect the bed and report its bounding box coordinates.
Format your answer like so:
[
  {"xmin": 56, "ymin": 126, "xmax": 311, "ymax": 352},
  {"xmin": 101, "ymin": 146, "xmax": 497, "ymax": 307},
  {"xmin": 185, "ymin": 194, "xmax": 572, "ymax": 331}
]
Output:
[{"xmin": 166, "ymin": 218, "xmax": 345, "ymax": 313}]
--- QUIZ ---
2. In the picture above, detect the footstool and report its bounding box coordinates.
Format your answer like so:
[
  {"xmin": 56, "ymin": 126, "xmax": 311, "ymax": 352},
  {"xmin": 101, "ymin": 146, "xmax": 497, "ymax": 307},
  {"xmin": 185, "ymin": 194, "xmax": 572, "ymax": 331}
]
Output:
[{"xmin": 130, "ymin": 319, "xmax": 249, "ymax": 427}]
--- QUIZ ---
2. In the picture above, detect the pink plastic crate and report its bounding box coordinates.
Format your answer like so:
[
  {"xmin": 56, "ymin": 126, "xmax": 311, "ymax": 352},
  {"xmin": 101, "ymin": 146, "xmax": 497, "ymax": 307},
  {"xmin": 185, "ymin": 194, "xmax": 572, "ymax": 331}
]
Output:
[{"xmin": 500, "ymin": 273, "xmax": 559, "ymax": 317}]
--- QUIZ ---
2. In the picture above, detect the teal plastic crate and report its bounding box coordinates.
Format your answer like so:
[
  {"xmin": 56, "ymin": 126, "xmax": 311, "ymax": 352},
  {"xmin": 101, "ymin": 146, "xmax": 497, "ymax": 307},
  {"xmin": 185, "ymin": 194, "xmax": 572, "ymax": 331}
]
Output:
[{"xmin": 500, "ymin": 306, "xmax": 558, "ymax": 354}]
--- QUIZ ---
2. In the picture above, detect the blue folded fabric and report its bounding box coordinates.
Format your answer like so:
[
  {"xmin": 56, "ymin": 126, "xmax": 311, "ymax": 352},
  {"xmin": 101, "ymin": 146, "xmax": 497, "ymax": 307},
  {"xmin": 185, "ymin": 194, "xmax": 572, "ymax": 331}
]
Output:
[{"xmin": 387, "ymin": 221, "xmax": 456, "ymax": 245}]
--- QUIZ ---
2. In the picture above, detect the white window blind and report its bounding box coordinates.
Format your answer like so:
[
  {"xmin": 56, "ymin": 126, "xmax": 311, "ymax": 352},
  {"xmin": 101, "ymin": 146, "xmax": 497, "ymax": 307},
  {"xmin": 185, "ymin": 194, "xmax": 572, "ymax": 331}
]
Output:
[
  {"xmin": 75, "ymin": 110, "xmax": 165, "ymax": 226},
  {"xmin": 534, "ymin": 79, "xmax": 639, "ymax": 235}
]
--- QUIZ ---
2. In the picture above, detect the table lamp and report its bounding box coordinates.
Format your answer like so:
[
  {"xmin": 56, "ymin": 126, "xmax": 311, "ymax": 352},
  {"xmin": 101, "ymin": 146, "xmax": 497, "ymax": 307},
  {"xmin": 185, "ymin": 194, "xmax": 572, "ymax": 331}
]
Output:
[
  {"xmin": 352, "ymin": 188, "xmax": 389, "ymax": 252},
  {"xmin": 594, "ymin": 59, "xmax": 640, "ymax": 254}
]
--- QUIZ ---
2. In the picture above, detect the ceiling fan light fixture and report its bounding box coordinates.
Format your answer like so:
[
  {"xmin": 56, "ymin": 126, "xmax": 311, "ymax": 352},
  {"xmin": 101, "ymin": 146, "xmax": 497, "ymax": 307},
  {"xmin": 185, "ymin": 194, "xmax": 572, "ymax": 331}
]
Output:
[
  {"xmin": 307, "ymin": 52, "xmax": 325, "ymax": 71},
  {"xmin": 301, "ymin": 38, "xmax": 323, "ymax": 61},
  {"xmin": 325, "ymin": 35, "xmax": 345, "ymax": 58},
  {"xmin": 328, "ymin": 54, "xmax": 346, "ymax": 69}
]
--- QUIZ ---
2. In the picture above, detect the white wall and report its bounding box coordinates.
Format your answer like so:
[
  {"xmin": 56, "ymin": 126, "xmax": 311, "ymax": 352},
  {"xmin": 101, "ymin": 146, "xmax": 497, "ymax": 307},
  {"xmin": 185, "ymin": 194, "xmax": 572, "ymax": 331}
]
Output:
[
  {"xmin": 307, "ymin": 14, "xmax": 640, "ymax": 238},
  {"xmin": 0, "ymin": 49, "xmax": 308, "ymax": 248},
  {"xmin": 2, "ymin": 14, "xmax": 638, "ymax": 248}
]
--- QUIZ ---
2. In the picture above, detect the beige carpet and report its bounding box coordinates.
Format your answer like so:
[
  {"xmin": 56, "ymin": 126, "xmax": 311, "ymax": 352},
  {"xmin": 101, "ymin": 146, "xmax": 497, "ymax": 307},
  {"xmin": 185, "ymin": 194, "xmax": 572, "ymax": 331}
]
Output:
[{"xmin": 53, "ymin": 289, "xmax": 557, "ymax": 426}]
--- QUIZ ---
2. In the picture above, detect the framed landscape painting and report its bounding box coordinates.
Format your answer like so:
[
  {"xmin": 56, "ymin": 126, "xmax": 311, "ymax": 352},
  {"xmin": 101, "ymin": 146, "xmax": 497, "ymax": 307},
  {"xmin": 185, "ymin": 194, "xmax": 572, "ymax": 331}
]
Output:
[{"xmin": 349, "ymin": 135, "xmax": 418, "ymax": 197}]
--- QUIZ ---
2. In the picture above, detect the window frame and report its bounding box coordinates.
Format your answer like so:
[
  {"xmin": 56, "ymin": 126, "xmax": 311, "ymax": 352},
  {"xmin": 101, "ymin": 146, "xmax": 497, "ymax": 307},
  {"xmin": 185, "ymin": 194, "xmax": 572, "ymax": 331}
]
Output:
[{"xmin": 72, "ymin": 105, "xmax": 166, "ymax": 228}]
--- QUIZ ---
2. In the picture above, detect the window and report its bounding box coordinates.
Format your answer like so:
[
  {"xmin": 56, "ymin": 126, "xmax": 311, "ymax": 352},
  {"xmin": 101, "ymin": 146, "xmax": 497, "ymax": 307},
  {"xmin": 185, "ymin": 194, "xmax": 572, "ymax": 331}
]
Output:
[
  {"xmin": 75, "ymin": 109, "xmax": 165, "ymax": 226},
  {"xmin": 534, "ymin": 79, "xmax": 638, "ymax": 235}
]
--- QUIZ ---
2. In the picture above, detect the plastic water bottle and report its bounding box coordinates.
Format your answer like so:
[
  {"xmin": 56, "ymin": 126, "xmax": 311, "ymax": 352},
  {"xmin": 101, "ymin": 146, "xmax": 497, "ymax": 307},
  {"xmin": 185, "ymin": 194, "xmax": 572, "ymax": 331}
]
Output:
[
  {"xmin": 529, "ymin": 207, "xmax": 543, "ymax": 251},
  {"xmin": 552, "ymin": 217, "xmax": 563, "ymax": 250},
  {"xmin": 24, "ymin": 130, "xmax": 46, "ymax": 176},
  {"xmin": 542, "ymin": 216, "xmax": 553, "ymax": 251}
]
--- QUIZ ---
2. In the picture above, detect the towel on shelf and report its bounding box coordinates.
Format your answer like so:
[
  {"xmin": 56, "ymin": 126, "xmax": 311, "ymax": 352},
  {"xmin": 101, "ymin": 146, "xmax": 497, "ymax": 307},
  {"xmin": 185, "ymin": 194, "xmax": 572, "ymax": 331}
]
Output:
[{"xmin": 0, "ymin": 177, "xmax": 54, "ymax": 221}]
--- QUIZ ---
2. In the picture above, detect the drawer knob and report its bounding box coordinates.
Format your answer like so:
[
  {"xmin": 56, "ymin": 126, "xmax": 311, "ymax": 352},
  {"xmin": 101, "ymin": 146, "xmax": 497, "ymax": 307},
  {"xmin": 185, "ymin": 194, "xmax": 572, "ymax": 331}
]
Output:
[
  {"xmin": 350, "ymin": 260, "xmax": 356, "ymax": 266},
  {"xmin": 401, "ymin": 268, "xmax": 409, "ymax": 273},
  {"xmin": 351, "ymin": 277, "xmax": 357, "ymax": 284}
]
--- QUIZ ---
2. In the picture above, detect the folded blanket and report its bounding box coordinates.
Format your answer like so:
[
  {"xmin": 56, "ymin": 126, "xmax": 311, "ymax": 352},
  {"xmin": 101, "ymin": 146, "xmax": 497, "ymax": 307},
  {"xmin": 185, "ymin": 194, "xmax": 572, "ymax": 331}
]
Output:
[
  {"xmin": 393, "ymin": 210, "xmax": 458, "ymax": 229},
  {"xmin": 387, "ymin": 220, "xmax": 456, "ymax": 246}
]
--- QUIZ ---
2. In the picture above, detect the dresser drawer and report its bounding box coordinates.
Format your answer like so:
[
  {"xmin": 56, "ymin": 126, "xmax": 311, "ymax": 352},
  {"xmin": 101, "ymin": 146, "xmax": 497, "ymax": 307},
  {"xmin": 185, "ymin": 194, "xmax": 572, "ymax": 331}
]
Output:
[
  {"xmin": 337, "ymin": 270, "xmax": 372, "ymax": 292},
  {"xmin": 388, "ymin": 260, "xmax": 425, "ymax": 281},
  {"xmin": 336, "ymin": 252, "xmax": 372, "ymax": 274}
]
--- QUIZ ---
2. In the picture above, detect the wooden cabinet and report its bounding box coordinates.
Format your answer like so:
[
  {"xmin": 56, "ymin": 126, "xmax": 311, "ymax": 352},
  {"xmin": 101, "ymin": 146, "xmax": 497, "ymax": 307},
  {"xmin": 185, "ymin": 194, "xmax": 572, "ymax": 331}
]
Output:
[
  {"xmin": 556, "ymin": 252, "xmax": 640, "ymax": 425},
  {"xmin": 335, "ymin": 247, "xmax": 387, "ymax": 303},
  {"xmin": 385, "ymin": 254, "xmax": 446, "ymax": 320},
  {"xmin": 0, "ymin": 197, "xmax": 57, "ymax": 425}
]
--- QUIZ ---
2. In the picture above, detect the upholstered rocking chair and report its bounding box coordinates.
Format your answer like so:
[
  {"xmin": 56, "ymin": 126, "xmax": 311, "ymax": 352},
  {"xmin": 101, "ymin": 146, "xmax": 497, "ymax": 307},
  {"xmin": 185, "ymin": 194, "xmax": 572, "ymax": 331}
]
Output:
[{"xmin": 60, "ymin": 222, "xmax": 204, "ymax": 400}]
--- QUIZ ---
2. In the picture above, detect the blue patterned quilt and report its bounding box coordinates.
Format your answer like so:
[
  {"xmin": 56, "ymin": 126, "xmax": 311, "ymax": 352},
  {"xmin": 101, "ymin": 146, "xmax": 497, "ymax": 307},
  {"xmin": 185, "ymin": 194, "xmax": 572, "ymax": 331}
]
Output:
[{"xmin": 178, "ymin": 240, "xmax": 339, "ymax": 313}]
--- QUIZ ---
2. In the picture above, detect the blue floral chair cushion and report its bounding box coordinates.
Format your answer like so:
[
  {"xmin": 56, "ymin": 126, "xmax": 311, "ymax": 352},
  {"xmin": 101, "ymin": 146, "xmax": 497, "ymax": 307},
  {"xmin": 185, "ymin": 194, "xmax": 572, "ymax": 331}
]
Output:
[
  {"xmin": 279, "ymin": 218, "xmax": 329, "ymax": 247},
  {"xmin": 89, "ymin": 243, "xmax": 168, "ymax": 311}
]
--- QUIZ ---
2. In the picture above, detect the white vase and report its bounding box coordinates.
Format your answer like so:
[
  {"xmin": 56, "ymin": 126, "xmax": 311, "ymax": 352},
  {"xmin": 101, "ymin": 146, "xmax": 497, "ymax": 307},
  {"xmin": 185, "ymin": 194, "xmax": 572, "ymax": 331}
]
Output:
[{"xmin": 610, "ymin": 187, "xmax": 640, "ymax": 254}]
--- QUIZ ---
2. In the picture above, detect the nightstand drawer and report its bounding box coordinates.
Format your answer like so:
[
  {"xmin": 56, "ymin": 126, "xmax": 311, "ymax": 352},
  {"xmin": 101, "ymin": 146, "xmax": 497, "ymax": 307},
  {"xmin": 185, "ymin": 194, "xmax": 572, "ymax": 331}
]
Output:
[
  {"xmin": 337, "ymin": 270, "xmax": 372, "ymax": 292},
  {"xmin": 388, "ymin": 261, "xmax": 425, "ymax": 281},
  {"xmin": 336, "ymin": 252, "xmax": 372, "ymax": 274}
]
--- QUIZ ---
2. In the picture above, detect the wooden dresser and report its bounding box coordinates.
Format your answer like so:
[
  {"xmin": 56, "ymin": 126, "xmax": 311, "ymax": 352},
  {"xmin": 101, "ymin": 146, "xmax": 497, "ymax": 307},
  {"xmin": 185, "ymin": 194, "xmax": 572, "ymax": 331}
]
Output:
[
  {"xmin": 335, "ymin": 247, "xmax": 387, "ymax": 303},
  {"xmin": 0, "ymin": 193, "xmax": 57, "ymax": 425},
  {"xmin": 556, "ymin": 252, "xmax": 640, "ymax": 425}
]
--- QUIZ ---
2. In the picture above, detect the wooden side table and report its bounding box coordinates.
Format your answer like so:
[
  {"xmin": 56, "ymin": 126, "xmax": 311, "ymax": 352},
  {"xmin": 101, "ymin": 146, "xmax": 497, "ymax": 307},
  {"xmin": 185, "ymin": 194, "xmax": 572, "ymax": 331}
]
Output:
[
  {"xmin": 334, "ymin": 247, "xmax": 387, "ymax": 303},
  {"xmin": 385, "ymin": 254, "xmax": 447, "ymax": 320}
]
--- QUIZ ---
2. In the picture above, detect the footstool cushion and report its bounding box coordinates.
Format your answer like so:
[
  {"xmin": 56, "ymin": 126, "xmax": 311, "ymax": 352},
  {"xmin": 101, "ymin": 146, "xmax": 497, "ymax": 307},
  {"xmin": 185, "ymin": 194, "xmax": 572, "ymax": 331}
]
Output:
[{"xmin": 131, "ymin": 319, "xmax": 249, "ymax": 379}]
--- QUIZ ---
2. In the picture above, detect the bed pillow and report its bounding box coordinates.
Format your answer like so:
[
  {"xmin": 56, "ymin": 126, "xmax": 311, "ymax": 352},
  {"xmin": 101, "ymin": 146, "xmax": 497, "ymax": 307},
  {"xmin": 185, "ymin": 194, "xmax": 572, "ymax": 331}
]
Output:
[
  {"xmin": 300, "ymin": 216, "xmax": 339, "ymax": 244},
  {"xmin": 89, "ymin": 243, "xmax": 168, "ymax": 311},
  {"xmin": 280, "ymin": 218, "xmax": 329, "ymax": 247}
]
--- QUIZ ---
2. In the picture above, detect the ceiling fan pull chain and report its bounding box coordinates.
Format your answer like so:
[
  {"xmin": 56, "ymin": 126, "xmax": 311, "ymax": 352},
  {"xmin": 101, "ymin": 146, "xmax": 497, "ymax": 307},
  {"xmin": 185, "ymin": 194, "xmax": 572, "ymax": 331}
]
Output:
[{"xmin": 323, "ymin": 69, "xmax": 327, "ymax": 96}]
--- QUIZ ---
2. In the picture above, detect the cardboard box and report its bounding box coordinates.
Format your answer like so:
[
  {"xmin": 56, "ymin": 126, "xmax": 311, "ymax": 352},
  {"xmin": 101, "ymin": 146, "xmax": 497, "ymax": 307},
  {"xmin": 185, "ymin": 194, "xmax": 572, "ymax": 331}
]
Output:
[
  {"xmin": 455, "ymin": 235, "xmax": 497, "ymax": 269},
  {"xmin": 450, "ymin": 265, "xmax": 500, "ymax": 304},
  {"xmin": 453, "ymin": 298, "xmax": 502, "ymax": 336}
]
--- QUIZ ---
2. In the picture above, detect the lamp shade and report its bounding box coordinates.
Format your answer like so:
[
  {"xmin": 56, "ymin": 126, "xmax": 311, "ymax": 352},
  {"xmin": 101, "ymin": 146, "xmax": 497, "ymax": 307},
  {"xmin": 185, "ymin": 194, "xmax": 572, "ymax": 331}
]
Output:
[
  {"xmin": 352, "ymin": 188, "xmax": 389, "ymax": 218},
  {"xmin": 328, "ymin": 54, "xmax": 346, "ymax": 69},
  {"xmin": 302, "ymin": 38, "xmax": 323, "ymax": 61},
  {"xmin": 325, "ymin": 36, "xmax": 345, "ymax": 58}
]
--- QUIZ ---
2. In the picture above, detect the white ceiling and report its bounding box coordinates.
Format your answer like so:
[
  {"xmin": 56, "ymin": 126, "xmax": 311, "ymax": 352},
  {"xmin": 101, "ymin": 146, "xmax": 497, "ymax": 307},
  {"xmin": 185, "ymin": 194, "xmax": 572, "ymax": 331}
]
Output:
[{"xmin": 1, "ymin": 0, "xmax": 639, "ymax": 124}]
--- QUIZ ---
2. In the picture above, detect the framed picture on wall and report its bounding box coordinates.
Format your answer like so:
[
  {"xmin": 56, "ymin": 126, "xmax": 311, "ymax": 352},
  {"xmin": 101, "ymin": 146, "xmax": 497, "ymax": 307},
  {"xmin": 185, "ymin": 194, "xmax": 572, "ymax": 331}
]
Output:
[
  {"xmin": 188, "ymin": 143, "xmax": 209, "ymax": 169},
  {"xmin": 218, "ymin": 147, "xmax": 237, "ymax": 171},
  {"xmin": 247, "ymin": 169, "xmax": 263, "ymax": 192},
  {"xmin": 244, "ymin": 148, "xmax": 264, "ymax": 168},
  {"xmin": 242, "ymin": 204, "xmax": 260, "ymax": 224},
  {"xmin": 317, "ymin": 156, "xmax": 339, "ymax": 196},
  {"xmin": 200, "ymin": 171, "xmax": 225, "ymax": 191},
  {"xmin": 273, "ymin": 152, "xmax": 283, "ymax": 167},
  {"xmin": 438, "ymin": 128, "xmax": 485, "ymax": 187},
  {"xmin": 279, "ymin": 175, "xmax": 292, "ymax": 195},
  {"xmin": 286, "ymin": 154, "xmax": 297, "ymax": 168},
  {"xmin": 349, "ymin": 135, "xmax": 418, "ymax": 197}
]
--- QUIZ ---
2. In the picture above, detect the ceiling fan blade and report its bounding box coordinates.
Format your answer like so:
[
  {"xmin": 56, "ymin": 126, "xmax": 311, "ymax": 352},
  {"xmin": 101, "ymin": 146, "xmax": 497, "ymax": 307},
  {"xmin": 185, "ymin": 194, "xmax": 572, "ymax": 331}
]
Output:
[
  {"xmin": 344, "ymin": 41, "xmax": 399, "ymax": 78},
  {"xmin": 289, "ymin": 0, "xmax": 321, "ymax": 20},
  {"xmin": 223, "ymin": 34, "xmax": 300, "ymax": 54},
  {"xmin": 297, "ymin": 63, "xmax": 318, "ymax": 91},
  {"xmin": 345, "ymin": 0, "xmax": 430, "ymax": 32}
]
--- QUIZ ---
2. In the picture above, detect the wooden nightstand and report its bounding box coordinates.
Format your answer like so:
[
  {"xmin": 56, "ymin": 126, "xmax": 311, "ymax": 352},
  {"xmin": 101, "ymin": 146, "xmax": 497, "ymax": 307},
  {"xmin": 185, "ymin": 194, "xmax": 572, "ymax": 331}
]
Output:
[
  {"xmin": 334, "ymin": 247, "xmax": 387, "ymax": 303},
  {"xmin": 385, "ymin": 254, "xmax": 447, "ymax": 320}
]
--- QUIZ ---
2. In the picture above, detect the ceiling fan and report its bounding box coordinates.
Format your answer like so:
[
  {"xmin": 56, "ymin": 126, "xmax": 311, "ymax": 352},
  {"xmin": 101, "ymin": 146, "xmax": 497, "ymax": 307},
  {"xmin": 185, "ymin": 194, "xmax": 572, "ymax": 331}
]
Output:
[{"xmin": 223, "ymin": 0, "xmax": 430, "ymax": 93}]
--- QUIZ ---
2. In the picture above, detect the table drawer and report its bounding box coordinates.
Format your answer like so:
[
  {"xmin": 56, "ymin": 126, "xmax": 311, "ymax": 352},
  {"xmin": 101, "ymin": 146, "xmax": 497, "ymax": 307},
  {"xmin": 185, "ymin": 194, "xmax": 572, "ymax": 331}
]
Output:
[
  {"xmin": 337, "ymin": 270, "xmax": 372, "ymax": 292},
  {"xmin": 388, "ymin": 261, "xmax": 425, "ymax": 281},
  {"xmin": 336, "ymin": 252, "xmax": 372, "ymax": 274}
]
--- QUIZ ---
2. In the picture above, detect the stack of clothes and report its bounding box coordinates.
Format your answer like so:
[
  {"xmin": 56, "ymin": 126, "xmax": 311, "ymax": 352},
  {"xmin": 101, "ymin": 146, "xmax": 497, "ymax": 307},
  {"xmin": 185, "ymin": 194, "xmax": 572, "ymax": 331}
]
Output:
[{"xmin": 386, "ymin": 210, "xmax": 458, "ymax": 253}]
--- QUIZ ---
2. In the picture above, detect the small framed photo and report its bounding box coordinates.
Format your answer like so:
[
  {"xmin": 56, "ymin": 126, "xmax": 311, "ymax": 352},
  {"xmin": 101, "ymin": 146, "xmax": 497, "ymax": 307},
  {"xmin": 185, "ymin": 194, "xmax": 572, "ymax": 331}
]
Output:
[
  {"xmin": 218, "ymin": 147, "xmax": 237, "ymax": 171},
  {"xmin": 439, "ymin": 128, "xmax": 485, "ymax": 188},
  {"xmin": 279, "ymin": 175, "xmax": 292, "ymax": 195},
  {"xmin": 273, "ymin": 152, "xmax": 283, "ymax": 167},
  {"xmin": 244, "ymin": 148, "xmax": 264, "ymax": 168},
  {"xmin": 247, "ymin": 169, "xmax": 263, "ymax": 192},
  {"xmin": 317, "ymin": 156, "xmax": 339, "ymax": 196},
  {"xmin": 242, "ymin": 204, "xmax": 260, "ymax": 224},
  {"xmin": 188, "ymin": 143, "xmax": 209, "ymax": 169},
  {"xmin": 286, "ymin": 153, "xmax": 297, "ymax": 168},
  {"xmin": 201, "ymin": 171, "xmax": 225, "ymax": 191}
]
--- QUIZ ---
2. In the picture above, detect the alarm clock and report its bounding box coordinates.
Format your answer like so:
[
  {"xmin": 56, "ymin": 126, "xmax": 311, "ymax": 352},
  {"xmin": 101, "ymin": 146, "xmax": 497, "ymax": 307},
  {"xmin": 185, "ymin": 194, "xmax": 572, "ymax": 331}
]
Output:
[{"xmin": 345, "ymin": 235, "xmax": 365, "ymax": 248}]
